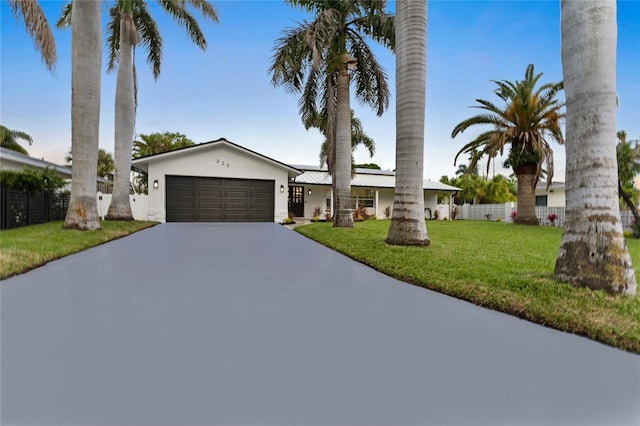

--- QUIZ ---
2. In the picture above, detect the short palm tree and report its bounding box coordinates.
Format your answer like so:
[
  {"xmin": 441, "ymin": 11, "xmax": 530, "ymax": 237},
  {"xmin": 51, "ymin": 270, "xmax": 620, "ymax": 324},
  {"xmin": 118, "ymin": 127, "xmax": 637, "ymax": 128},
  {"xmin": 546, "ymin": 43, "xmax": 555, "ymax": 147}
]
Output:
[
  {"xmin": 0, "ymin": 125, "xmax": 33, "ymax": 155},
  {"xmin": 270, "ymin": 0, "xmax": 394, "ymax": 227},
  {"xmin": 616, "ymin": 130, "xmax": 640, "ymax": 232},
  {"xmin": 7, "ymin": 0, "xmax": 56, "ymax": 72},
  {"xmin": 305, "ymin": 109, "xmax": 375, "ymax": 176},
  {"xmin": 58, "ymin": 0, "xmax": 218, "ymax": 220},
  {"xmin": 451, "ymin": 64, "xmax": 564, "ymax": 225}
]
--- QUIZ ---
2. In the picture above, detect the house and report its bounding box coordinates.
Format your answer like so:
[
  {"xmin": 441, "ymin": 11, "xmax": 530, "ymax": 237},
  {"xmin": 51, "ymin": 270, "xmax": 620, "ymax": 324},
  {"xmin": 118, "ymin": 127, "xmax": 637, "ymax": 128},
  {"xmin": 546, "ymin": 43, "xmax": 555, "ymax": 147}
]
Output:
[
  {"xmin": 0, "ymin": 146, "xmax": 112, "ymax": 193},
  {"xmin": 0, "ymin": 146, "xmax": 73, "ymax": 178},
  {"xmin": 291, "ymin": 165, "xmax": 460, "ymax": 219},
  {"xmin": 131, "ymin": 138, "xmax": 460, "ymax": 223},
  {"xmin": 535, "ymin": 181, "xmax": 566, "ymax": 207}
]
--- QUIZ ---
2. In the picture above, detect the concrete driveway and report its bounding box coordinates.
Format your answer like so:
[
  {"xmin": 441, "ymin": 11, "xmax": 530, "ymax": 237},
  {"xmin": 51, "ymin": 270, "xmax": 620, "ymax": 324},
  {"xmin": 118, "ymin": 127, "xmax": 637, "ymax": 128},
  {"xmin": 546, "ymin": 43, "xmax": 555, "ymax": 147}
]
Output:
[{"xmin": 2, "ymin": 223, "xmax": 639, "ymax": 426}]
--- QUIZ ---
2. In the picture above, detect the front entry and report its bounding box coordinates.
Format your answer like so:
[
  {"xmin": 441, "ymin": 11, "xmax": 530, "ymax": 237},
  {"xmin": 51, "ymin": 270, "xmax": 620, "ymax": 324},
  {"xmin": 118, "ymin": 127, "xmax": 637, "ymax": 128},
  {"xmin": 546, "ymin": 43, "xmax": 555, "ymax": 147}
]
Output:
[{"xmin": 288, "ymin": 185, "xmax": 304, "ymax": 217}]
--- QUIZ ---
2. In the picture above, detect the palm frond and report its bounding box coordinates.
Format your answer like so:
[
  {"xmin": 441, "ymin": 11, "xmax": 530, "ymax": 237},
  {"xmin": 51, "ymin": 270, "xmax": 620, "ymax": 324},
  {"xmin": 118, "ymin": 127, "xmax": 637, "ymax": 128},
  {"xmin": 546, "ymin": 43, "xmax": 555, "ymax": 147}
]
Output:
[
  {"xmin": 134, "ymin": 1, "xmax": 163, "ymax": 79},
  {"xmin": 9, "ymin": 0, "xmax": 56, "ymax": 71},
  {"xmin": 157, "ymin": 0, "xmax": 207, "ymax": 50}
]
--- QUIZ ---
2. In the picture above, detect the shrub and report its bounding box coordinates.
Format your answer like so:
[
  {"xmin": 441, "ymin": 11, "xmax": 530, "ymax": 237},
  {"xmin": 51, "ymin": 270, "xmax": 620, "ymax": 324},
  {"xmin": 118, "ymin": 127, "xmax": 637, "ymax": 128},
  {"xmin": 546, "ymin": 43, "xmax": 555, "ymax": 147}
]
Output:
[
  {"xmin": 547, "ymin": 213, "xmax": 557, "ymax": 225},
  {"xmin": 433, "ymin": 209, "xmax": 439, "ymax": 220},
  {"xmin": 384, "ymin": 205, "xmax": 391, "ymax": 219},
  {"xmin": 511, "ymin": 210, "xmax": 517, "ymax": 220},
  {"xmin": 324, "ymin": 212, "xmax": 332, "ymax": 222},
  {"xmin": 312, "ymin": 206, "xmax": 322, "ymax": 217},
  {"xmin": 496, "ymin": 217, "xmax": 502, "ymax": 222},
  {"xmin": 0, "ymin": 168, "xmax": 66, "ymax": 193}
]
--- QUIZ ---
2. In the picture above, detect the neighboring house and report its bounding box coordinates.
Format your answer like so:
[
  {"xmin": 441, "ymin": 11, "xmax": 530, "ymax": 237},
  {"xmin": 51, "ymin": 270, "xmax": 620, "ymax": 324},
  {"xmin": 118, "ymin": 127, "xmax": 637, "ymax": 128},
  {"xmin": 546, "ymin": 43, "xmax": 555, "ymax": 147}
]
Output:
[
  {"xmin": 534, "ymin": 181, "xmax": 566, "ymax": 207},
  {"xmin": 131, "ymin": 138, "xmax": 461, "ymax": 223},
  {"xmin": 0, "ymin": 146, "xmax": 73, "ymax": 179},
  {"xmin": 0, "ymin": 146, "xmax": 112, "ymax": 193}
]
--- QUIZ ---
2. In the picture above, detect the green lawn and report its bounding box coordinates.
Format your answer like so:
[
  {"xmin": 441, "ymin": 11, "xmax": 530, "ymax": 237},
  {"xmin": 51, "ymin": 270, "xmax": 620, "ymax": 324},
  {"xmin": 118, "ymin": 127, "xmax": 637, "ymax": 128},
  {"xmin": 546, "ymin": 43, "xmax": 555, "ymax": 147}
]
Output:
[
  {"xmin": 296, "ymin": 220, "xmax": 640, "ymax": 354},
  {"xmin": 0, "ymin": 221, "xmax": 157, "ymax": 280}
]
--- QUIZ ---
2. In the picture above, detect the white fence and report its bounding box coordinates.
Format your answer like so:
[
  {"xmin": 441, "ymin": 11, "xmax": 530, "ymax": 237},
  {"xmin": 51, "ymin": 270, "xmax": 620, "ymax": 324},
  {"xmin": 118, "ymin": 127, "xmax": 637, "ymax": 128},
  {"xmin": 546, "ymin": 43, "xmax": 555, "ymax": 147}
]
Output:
[
  {"xmin": 451, "ymin": 202, "xmax": 635, "ymax": 229},
  {"xmin": 96, "ymin": 192, "xmax": 148, "ymax": 220}
]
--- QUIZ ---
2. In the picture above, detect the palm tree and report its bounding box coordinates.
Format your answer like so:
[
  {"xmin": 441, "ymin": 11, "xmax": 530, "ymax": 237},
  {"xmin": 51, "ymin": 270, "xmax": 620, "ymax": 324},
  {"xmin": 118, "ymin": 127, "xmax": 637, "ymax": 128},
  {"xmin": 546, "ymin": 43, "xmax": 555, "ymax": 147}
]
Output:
[
  {"xmin": 132, "ymin": 132, "xmax": 195, "ymax": 158},
  {"xmin": 5, "ymin": 1, "xmax": 55, "ymax": 156},
  {"xmin": 7, "ymin": 0, "xmax": 56, "ymax": 72},
  {"xmin": 386, "ymin": 0, "xmax": 429, "ymax": 245},
  {"xmin": 63, "ymin": 0, "xmax": 102, "ymax": 230},
  {"xmin": 306, "ymin": 109, "xmax": 375, "ymax": 176},
  {"xmin": 451, "ymin": 64, "xmax": 564, "ymax": 225},
  {"xmin": 58, "ymin": 1, "xmax": 218, "ymax": 220},
  {"xmin": 0, "ymin": 125, "xmax": 33, "ymax": 155},
  {"xmin": 554, "ymin": 1, "xmax": 636, "ymax": 296},
  {"xmin": 270, "ymin": 0, "xmax": 394, "ymax": 227},
  {"xmin": 616, "ymin": 130, "xmax": 640, "ymax": 236}
]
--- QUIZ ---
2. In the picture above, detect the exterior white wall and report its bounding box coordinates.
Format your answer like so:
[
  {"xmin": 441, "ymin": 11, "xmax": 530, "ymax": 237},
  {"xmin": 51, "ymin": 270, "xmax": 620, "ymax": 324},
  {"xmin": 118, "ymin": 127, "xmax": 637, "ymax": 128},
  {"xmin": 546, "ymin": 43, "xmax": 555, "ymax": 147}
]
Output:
[
  {"xmin": 146, "ymin": 145, "xmax": 290, "ymax": 223},
  {"xmin": 291, "ymin": 185, "xmax": 447, "ymax": 221},
  {"xmin": 302, "ymin": 186, "xmax": 328, "ymax": 218},
  {"xmin": 535, "ymin": 188, "xmax": 566, "ymax": 207},
  {"xmin": 96, "ymin": 193, "xmax": 148, "ymax": 221}
]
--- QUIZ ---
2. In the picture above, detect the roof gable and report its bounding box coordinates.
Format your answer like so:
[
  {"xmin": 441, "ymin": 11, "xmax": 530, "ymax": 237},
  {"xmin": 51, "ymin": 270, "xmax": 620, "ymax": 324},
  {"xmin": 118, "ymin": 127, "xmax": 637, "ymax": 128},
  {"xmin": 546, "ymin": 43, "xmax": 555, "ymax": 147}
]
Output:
[{"xmin": 131, "ymin": 138, "xmax": 302, "ymax": 175}]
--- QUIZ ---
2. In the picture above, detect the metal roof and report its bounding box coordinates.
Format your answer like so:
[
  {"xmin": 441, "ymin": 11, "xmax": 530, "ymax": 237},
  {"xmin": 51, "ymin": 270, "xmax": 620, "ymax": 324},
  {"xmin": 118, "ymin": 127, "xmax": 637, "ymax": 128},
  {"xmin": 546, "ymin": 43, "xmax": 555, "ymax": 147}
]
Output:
[
  {"xmin": 0, "ymin": 147, "xmax": 73, "ymax": 178},
  {"xmin": 291, "ymin": 166, "xmax": 460, "ymax": 192}
]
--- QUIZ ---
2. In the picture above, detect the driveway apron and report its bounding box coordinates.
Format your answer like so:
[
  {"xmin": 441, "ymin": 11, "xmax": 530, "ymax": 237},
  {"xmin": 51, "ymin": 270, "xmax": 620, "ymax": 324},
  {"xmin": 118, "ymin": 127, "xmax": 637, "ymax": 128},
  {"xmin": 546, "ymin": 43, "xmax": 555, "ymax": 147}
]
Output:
[{"xmin": 2, "ymin": 223, "xmax": 639, "ymax": 426}]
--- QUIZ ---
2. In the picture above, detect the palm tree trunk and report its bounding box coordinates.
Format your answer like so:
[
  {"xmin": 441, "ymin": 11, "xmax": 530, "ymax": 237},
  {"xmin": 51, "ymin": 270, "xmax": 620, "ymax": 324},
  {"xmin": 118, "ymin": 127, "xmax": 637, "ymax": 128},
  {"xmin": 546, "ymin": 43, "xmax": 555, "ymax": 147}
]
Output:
[
  {"xmin": 106, "ymin": 12, "xmax": 136, "ymax": 220},
  {"xmin": 554, "ymin": 0, "xmax": 636, "ymax": 295},
  {"xmin": 333, "ymin": 66, "xmax": 353, "ymax": 228},
  {"xmin": 63, "ymin": 0, "xmax": 102, "ymax": 230},
  {"xmin": 386, "ymin": 0, "xmax": 429, "ymax": 245},
  {"xmin": 619, "ymin": 181, "xmax": 640, "ymax": 237},
  {"xmin": 513, "ymin": 162, "xmax": 539, "ymax": 225}
]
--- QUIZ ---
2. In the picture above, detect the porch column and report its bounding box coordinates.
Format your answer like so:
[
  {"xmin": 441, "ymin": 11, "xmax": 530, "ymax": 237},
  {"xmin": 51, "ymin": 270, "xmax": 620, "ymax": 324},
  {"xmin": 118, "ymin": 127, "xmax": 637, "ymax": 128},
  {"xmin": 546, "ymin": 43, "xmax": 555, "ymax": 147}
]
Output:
[
  {"xmin": 375, "ymin": 189, "xmax": 379, "ymax": 217},
  {"xmin": 330, "ymin": 188, "xmax": 334, "ymax": 218}
]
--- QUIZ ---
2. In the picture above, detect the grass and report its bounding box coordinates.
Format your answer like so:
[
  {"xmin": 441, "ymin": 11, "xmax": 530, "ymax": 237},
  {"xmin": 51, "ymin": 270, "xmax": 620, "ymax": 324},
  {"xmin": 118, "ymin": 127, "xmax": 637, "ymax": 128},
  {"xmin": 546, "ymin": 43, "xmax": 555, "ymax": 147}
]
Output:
[
  {"xmin": 296, "ymin": 220, "xmax": 640, "ymax": 354},
  {"xmin": 0, "ymin": 221, "xmax": 157, "ymax": 280}
]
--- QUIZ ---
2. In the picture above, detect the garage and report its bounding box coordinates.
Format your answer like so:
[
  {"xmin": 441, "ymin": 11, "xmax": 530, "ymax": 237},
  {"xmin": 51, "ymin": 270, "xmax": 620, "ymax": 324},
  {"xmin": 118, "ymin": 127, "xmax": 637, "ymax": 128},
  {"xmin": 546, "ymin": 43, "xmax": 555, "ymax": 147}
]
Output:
[{"xmin": 166, "ymin": 175, "xmax": 275, "ymax": 222}]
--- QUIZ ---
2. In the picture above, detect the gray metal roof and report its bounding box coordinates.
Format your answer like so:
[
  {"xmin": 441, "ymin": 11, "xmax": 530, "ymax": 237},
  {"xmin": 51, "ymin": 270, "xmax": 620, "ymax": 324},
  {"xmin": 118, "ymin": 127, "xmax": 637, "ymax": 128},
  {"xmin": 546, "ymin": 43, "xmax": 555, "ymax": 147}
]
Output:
[
  {"xmin": 0, "ymin": 147, "xmax": 73, "ymax": 178},
  {"xmin": 291, "ymin": 166, "xmax": 460, "ymax": 192}
]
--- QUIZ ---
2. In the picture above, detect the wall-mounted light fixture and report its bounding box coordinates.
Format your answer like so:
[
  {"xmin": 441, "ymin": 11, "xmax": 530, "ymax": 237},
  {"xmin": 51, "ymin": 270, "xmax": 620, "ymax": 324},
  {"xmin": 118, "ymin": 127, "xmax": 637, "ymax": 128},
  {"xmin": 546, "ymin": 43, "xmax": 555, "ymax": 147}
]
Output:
[
  {"xmin": 280, "ymin": 184, "xmax": 285, "ymax": 193},
  {"xmin": 308, "ymin": 188, "xmax": 312, "ymax": 195},
  {"xmin": 153, "ymin": 179, "xmax": 159, "ymax": 189}
]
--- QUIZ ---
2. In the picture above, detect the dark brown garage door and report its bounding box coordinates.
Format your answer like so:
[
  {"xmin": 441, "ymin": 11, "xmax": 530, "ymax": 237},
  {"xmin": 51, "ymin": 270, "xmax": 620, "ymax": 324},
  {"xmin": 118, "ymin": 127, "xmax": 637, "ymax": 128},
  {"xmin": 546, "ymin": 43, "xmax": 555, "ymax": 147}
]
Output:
[{"xmin": 165, "ymin": 176, "xmax": 275, "ymax": 222}]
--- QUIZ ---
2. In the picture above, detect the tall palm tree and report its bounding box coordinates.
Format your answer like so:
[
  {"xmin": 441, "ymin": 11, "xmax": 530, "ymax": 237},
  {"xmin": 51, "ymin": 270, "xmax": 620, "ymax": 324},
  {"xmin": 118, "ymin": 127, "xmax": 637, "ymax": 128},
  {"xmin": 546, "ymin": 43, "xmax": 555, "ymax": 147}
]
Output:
[
  {"xmin": 451, "ymin": 64, "xmax": 564, "ymax": 225},
  {"xmin": 386, "ymin": 0, "xmax": 429, "ymax": 245},
  {"xmin": 63, "ymin": 0, "xmax": 102, "ymax": 230},
  {"xmin": 7, "ymin": 0, "xmax": 56, "ymax": 72},
  {"xmin": 0, "ymin": 125, "xmax": 33, "ymax": 155},
  {"xmin": 270, "ymin": 0, "xmax": 394, "ymax": 227},
  {"xmin": 554, "ymin": 1, "xmax": 636, "ymax": 296},
  {"xmin": 58, "ymin": 0, "xmax": 218, "ymax": 220}
]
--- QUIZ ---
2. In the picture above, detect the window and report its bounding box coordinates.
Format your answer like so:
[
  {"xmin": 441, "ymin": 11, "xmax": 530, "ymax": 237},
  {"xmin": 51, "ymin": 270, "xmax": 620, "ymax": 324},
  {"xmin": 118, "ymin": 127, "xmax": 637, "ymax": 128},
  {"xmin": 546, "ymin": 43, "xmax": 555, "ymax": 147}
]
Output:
[{"xmin": 535, "ymin": 195, "xmax": 548, "ymax": 207}]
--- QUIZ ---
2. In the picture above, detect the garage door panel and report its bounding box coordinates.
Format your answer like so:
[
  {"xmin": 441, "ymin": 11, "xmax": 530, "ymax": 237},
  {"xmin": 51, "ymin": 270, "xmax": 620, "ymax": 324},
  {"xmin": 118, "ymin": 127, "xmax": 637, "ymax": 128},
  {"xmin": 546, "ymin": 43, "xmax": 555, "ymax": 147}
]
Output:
[{"xmin": 166, "ymin": 176, "xmax": 274, "ymax": 222}]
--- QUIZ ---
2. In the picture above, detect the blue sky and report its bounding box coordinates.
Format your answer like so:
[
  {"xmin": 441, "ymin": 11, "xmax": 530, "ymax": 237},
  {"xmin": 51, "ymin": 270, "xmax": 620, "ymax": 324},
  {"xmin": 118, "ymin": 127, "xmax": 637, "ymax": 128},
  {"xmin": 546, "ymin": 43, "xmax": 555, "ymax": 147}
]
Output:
[{"xmin": 1, "ymin": 0, "xmax": 639, "ymax": 181}]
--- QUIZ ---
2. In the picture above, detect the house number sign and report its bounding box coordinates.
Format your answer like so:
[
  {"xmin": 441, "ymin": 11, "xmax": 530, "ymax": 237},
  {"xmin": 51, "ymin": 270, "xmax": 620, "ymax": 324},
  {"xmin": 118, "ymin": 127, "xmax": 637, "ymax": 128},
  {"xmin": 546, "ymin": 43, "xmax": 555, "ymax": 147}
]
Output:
[{"xmin": 216, "ymin": 159, "xmax": 230, "ymax": 167}]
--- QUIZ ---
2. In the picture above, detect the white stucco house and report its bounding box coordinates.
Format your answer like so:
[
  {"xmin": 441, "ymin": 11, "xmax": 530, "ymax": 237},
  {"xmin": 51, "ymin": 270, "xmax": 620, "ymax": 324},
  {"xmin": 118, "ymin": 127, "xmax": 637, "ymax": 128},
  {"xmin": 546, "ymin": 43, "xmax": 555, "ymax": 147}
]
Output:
[
  {"xmin": 0, "ymin": 146, "xmax": 73, "ymax": 178},
  {"xmin": 0, "ymin": 146, "xmax": 112, "ymax": 192},
  {"xmin": 534, "ymin": 181, "xmax": 566, "ymax": 207},
  {"xmin": 131, "ymin": 138, "xmax": 461, "ymax": 223}
]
